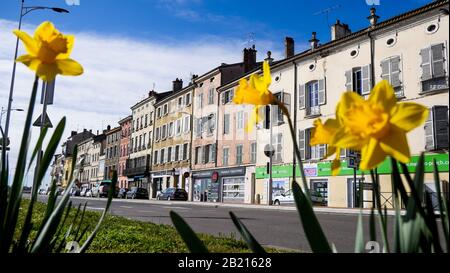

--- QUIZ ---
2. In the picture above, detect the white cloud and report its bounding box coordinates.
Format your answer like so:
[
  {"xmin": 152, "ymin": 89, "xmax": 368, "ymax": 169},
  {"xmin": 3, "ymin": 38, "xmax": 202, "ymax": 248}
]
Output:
[{"xmin": 0, "ymin": 18, "xmax": 282, "ymax": 186}]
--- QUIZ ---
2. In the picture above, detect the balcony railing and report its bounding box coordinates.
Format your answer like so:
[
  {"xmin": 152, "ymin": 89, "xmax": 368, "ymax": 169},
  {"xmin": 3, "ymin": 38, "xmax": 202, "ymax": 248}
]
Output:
[
  {"xmin": 123, "ymin": 165, "xmax": 148, "ymax": 176},
  {"xmin": 305, "ymin": 106, "xmax": 321, "ymax": 117}
]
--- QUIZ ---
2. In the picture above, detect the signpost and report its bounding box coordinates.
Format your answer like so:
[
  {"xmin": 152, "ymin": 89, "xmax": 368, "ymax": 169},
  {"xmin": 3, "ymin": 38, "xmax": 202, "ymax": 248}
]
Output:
[{"xmin": 347, "ymin": 150, "xmax": 361, "ymax": 208}]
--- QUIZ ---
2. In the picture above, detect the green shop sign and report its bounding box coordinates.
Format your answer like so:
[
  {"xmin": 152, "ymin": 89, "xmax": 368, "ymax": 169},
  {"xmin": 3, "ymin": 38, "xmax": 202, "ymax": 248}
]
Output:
[
  {"xmin": 317, "ymin": 153, "xmax": 449, "ymax": 176},
  {"xmin": 256, "ymin": 154, "xmax": 448, "ymax": 178}
]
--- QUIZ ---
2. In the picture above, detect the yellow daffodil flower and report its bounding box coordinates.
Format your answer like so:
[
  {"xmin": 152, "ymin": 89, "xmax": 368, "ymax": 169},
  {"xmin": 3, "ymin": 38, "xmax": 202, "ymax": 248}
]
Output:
[
  {"xmin": 233, "ymin": 61, "xmax": 275, "ymax": 131},
  {"xmin": 331, "ymin": 80, "xmax": 429, "ymax": 171},
  {"xmin": 310, "ymin": 118, "xmax": 342, "ymax": 176},
  {"xmin": 13, "ymin": 21, "xmax": 83, "ymax": 82}
]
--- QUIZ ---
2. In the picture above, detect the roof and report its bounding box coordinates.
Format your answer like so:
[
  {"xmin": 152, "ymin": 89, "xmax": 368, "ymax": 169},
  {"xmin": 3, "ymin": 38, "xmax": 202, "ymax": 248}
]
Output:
[
  {"xmin": 105, "ymin": 126, "xmax": 121, "ymax": 135},
  {"xmin": 273, "ymin": 0, "xmax": 449, "ymax": 69},
  {"xmin": 118, "ymin": 115, "xmax": 132, "ymax": 124},
  {"xmin": 154, "ymin": 83, "xmax": 196, "ymax": 106}
]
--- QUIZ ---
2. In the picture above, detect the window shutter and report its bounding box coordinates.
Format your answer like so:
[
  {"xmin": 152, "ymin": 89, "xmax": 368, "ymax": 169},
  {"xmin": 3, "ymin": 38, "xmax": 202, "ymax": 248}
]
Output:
[
  {"xmin": 200, "ymin": 146, "xmax": 205, "ymax": 164},
  {"xmin": 390, "ymin": 56, "xmax": 402, "ymax": 88},
  {"xmin": 299, "ymin": 84, "xmax": 306, "ymax": 110},
  {"xmin": 305, "ymin": 129, "xmax": 311, "ymax": 160},
  {"xmin": 380, "ymin": 59, "xmax": 390, "ymax": 82},
  {"xmin": 318, "ymin": 78, "xmax": 326, "ymax": 105},
  {"xmin": 361, "ymin": 65, "xmax": 371, "ymax": 95},
  {"xmin": 211, "ymin": 144, "xmax": 216, "ymax": 163},
  {"xmin": 340, "ymin": 148, "xmax": 347, "ymax": 158},
  {"xmin": 298, "ymin": 130, "xmax": 305, "ymax": 160},
  {"xmin": 431, "ymin": 44, "xmax": 445, "ymax": 78},
  {"xmin": 433, "ymin": 106, "xmax": 449, "ymax": 150},
  {"xmin": 283, "ymin": 92, "xmax": 291, "ymax": 115},
  {"xmin": 171, "ymin": 147, "xmax": 175, "ymax": 161},
  {"xmin": 424, "ymin": 109, "xmax": 435, "ymax": 151},
  {"xmin": 345, "ymin": 70, "xmax": 353, "ymax": 91},
  {"xmin": 271, "ymin": 105, "xmax": 279, "ymax": 125},
  {"xmin": 319, "ymin": 144, "xmax": 327, "ymax": 159},
  {"xmin": 224, "ymin": 114, "xmax": 230, "ymax": 134},
  {"xmin": 230, "ymin": 90, "xmax": 234, "ymax": 101},
  {"xmin": 421, "ymin": 47, "xmax": 432, "ymax": 81}
]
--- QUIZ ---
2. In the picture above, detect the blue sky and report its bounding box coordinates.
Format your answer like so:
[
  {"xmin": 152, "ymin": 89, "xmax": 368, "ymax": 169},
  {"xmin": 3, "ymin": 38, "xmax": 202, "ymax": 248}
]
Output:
[{"xmin": 1, "ymin": 0, "xmax": 433, "ymax": 52}]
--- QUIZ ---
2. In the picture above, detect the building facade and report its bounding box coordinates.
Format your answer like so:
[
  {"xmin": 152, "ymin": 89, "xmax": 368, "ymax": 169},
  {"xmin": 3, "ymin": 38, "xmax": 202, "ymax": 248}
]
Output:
[
  {"xmin": 252, "ymin": 2, "xmax": 449, "ymax": 208},
  {"xmin": 104, "ymin": 126, "xmax": 121, "ymax": 180},
  {"xmin": 151, "ymin": 79, "xmax": 194, "ymax": 198},
  {"xmin": 118, "ymin": 115, "xmax": 132, "ymax": 189}
]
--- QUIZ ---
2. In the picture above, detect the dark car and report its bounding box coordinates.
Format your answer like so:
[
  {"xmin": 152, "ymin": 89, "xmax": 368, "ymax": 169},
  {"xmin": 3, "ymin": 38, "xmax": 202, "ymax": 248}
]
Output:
[
  {"xmin": 117, "ymin": 188, "xmax": 128, "ymax": 199},
  {"xmin": 126, "ymin": 187, "xmax": 149, "ymax": 199},
  {"xmin": 157, "ymin": 187, "xmax": 188, "ymax": 201},
  {"xmin": 99, "ymin": 180, "xmax": 119, "ymax": 198}
]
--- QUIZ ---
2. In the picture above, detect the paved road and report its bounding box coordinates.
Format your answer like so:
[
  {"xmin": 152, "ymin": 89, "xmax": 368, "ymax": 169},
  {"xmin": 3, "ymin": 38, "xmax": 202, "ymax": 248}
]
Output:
[{"xmin": 37, "ymin": 195, "xmax": 394, "ymax": 252}]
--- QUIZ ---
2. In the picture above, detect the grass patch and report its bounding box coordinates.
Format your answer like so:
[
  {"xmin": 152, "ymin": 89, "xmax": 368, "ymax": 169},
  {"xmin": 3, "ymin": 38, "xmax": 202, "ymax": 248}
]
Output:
[{"xmin": 15, "ymin": 199, "xmax": 286, "ymax": 253}]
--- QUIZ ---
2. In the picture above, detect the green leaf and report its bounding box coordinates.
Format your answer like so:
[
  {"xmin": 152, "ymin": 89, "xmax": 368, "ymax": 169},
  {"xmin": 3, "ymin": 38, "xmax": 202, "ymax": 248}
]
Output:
[
  {"xmin": 369, "ymin": 208, "xmax": 376, "ymax": 242},
  {"xmin": 292, "ymin": 182, "xmax": 331, "ymax": 253},
  {"xmin": 354, "ymin": 212, "xmax": 364, "ymax": 253},
  {"xmin": 73, "ymin": 202, "xmax": 88, "ymax": 240},
  {"xmin": 78, "ymin": 170, "xmax": 117, "ymax": 253},
  {"xmin": 169, "ymin": 210, "xmax": 208, "ymax": 253},
  {"xmin": 370, "ymin": 170, "xmax": 390, "ymax": 253},
  {"xmin": 390, "ymin": 157, "xmax": 408, "ymax": 208},
  {"xmin": 229, "ymin": 211, "xmax": 266, "ymax": 253},
  {"xmin": 433, "ymin": 159, "xmax": 449, "ymax": 252},
  {"xmin": 26, "ymin": 126, "xmax": 47, "ymax": 173},
  {"xmin": 1, "ymin": 75, "xmax": 39, "ymax": 253}
]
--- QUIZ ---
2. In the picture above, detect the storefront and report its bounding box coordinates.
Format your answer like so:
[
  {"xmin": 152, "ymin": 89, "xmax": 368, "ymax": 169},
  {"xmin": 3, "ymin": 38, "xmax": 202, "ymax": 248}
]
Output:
[
  {"xmin": 256, "ymin": 153, "xmax": 449, "ymax": 208},
  {"xmin": 191, "ymin": 167, "xmax": 247, "ymax": 203},
  {"xmin": 150, "ymin": 170, "xmax": 172, "ymax": 198}
]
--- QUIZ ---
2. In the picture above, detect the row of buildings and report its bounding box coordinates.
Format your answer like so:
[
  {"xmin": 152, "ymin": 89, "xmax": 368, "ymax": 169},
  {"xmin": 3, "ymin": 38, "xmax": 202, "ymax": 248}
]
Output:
[{"xmin": 51, "ymin": 1, "xmax": 449, "ymax": 208}]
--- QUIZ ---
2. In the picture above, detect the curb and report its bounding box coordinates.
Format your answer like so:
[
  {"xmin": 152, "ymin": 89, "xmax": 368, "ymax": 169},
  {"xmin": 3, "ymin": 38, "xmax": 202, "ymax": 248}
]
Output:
[{"xmin": 69, "ymin": 196, "xmax": 404, "ymax": 215}]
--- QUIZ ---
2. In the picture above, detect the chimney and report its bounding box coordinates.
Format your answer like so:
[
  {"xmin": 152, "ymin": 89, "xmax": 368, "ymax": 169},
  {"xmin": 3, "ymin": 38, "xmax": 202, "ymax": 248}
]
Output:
[
  {"xmin": 89, "ymin": 129, "xmax": 92, "ymax": 134},
  {"xmin": 71, "ymin": 131, "xmax": 77, "ymax": 137},
  {"xmin": 172, "ymin": 78, "xmax": 183, "ymax": 92},
  {"xmin": 97, "ymin": 130, "xmax": 99, "ymax": 135},
  {"xmin": 265, "ymin": 51, "xmax": 274, "ymax": 64},
  {"xmin": 284, "ymin": 37, "xmax": 295, "ymax": 58},
  {"xmin": 331, "ymin": 19, "xmax": 351, "ymax": 41},
  {"xmin": 367, "ymin": 7, "xmax": 380, "ymax": 27},
  {"xmin": 190, "ymin": 74, "xmax": 198, "ymax": 84},
  {"xmin": 309, "ymin": 32, "xmax": 319, "ymax": 50},
  {"xmin": 107, "ymin": 125, "xmax": 111, "ymax": 131},
  {"xmin": 243, "ymin": 45, "xmax": 257, "ymax": 72}
]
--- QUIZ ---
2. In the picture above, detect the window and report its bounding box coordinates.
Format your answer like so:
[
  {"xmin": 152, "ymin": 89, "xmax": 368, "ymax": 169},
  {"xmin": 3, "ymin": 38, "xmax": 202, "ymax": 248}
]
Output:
[
  {"xmin": 161, "ymin": 124, "xmax": 167, "ymax": 139},
  {"xmin": 145, "ymin": 114, "xmax": 148, "ymax": 127},
  {"xmin": 273, "ymin": 133, "xmax": 283, "ymax": 162},
  {"xmin": 223, "ymin": 147, "xmax": 229, "ymax": 166},
  {"xmin": 425, "ymin": 106, "xmax": 448, "ymax": 151},
  {"xmin": 157, "ymin": 107, "xmax": 161, "ymax": 118},
  {"xmin": 185, "ymin": 93, "xmax": 191, "ymax": 106},
  {"xmin": 183, "ymin": 143, "xmax": 189, "ymax": 160},
  {"xmin": 195, "ymin": 146, "xmax": 202, "ymax": 164},
  {"xmin": 160, "ymin": 148, "xmax": 165, "ymax": 164},
  {"xmin": 420, "ymin": 43, "xmax": 448, "ymax": 93},
  {"xmin": 345, "ymin": 66, "xmax": 371, "ymax": 96},
  {"xmin": 208, "ymin": 88, "xmax": 215, "ymax": 104},
  {"xmin": 143, "ymin": 133, "xmax": 147, "ymax": 148},
  {"xmin": 168, "ymin": 122, "xmax": 174, "ymax": 137},
  {"xmin": 176, "ymin": 119, "xmax": 182, "ymax": 135},
  {"xmin": 167, "ymin": 147, "xmax": 172, "ymax": 162},
  {"xmin": 139, "ymin": 135, "xmax": 142, "ymax": 150},
  {"xmin": 236, "ymin": 111, "xmax": 244, "ymax": 130},
  {"xmin": 250, "ymin": 142, "xmax": 257, "ymax": 163},
  {"xmin": 236, "ymin": 144, "xmax": 243, "ymax": 165},
  {"xmin": 204, "ymin": 145, "xmax": 210, "ymax": 163},
  {"xmin": 175, "ymin": 145, "xmax": 180, "ymax": 161},
  {"xmin": 299, "ymin": 129, "xmax": 326, "ymax": 160},
  {"xmin": 222, "ymin": 90, "xmax": 234, "ymax": 104},
  {"xmin": 155, "ymin": 127, "xmax": 160, "ymax": 141},
  {"xmin": 197, "ymin": 93, "xmax": 203, "ymax": 109},
  {"xmin": 207, "ymin": 114, "xmax": 215, "ymax": 135},
  {"xmin": 154, "ymin": 150, "xmax": 158, "ymax": 164},
  {"xmin": 223, "ymin": 114, "xmax": 230, "ymax": 134},
  {"xmin": 184, "ymin": 116, "xmax": 190, "ymax": 133},
  {"xmin": 381, "ymin": 56, "xmax": 403, "ymax": 97},
  {"xmin": 150, "ymin": 111, "xmax": 154, "ymax": 124},
  {"xmin": 178, "ymin": 97, "xmax": 183, "ymax": 109}
]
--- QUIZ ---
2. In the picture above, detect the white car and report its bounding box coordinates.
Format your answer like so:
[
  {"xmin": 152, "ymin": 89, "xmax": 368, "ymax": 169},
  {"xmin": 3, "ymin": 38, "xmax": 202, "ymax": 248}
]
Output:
[{"xmin": 273, "ymin": 189, "xmax": 326, "ymax": 205}]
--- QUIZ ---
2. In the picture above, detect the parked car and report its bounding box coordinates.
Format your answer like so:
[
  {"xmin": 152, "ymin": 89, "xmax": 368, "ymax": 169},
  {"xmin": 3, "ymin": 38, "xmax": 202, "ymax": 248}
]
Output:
[
  {"xmin": 85, "ymin": 189, "xmax": 93, "ymax": 197},
  {"xmin": 80, "ymin": 187, "xmax": 90, "ymax": 197},
  {"xmin": 273, "ymin": 189, "xmax": 326, "ymax": 205},
  {"xmin": 156, "ymin": 187, "xmax": 188, "ymax": 201},
  {"xmin": 126, "ymin": 187, "xmax": 148, "ymax": 199},
  {"xmin": 117, "ymin": 188, "xmax": 128, "ymax": 199},
  {"xmin": 38, "ymin": 188, "xmax": 48, "ymax": 195},
  {"xmin": 70, "ymin": 186, "xmax": 81, "ymax": 196},
  {"xmin": 98, "ymin": 180, "xmax": 119, "ymax": 198},
  {"xmin": 91, "ymin": 183, "xmax": 100, "ymax": 197}
]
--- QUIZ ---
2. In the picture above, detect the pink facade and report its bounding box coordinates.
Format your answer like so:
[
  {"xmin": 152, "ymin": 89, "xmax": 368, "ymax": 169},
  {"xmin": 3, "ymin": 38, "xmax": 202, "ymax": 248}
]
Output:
[{"xmin": 118, "ymin": 116, "xmax": 132, "ymax": 188}]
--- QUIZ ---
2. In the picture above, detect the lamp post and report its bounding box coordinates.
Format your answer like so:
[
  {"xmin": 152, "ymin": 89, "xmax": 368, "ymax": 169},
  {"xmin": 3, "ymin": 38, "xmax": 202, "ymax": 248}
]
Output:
[
  {"xmin": 3, "ymin": 0, "xmax": 69, "ymax": 152},
  {"xmin": 1, "ymin": 106, "xmax": 24, "ymax": 130}
]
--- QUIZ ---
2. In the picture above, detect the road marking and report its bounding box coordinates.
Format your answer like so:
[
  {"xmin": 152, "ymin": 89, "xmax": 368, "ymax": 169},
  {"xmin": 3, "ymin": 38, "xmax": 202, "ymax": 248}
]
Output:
[
  {"xmin": 119, "ymin": 206, "xmax": 133, "ymax": 209},
  {"xmin": 86, "ymin": 207, "xmax": 104, "ymax": 211}
]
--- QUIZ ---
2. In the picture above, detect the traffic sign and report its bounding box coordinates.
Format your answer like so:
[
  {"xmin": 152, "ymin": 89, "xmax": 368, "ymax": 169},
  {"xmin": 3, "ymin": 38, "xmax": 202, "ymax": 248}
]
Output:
[
  {"xmin": 33, "ymin": 113, "xmax": 53, "ymax": 128},
  {"xmin": 348, "ymin": 157, "xmax": 360, "ymax": 169}
]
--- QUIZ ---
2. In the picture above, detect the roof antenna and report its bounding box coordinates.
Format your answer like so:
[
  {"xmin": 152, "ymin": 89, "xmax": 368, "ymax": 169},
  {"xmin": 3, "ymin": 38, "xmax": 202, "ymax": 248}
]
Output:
[{"xmin": 314, "ymin": 4, "xmax": 341, "ymax": 27}]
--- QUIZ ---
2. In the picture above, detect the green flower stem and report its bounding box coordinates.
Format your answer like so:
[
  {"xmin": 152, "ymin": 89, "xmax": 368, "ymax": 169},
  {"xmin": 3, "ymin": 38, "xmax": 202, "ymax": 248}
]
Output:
[{"xmin": 273, "ymin": 98, "xmax": 311, "ymax": 202}]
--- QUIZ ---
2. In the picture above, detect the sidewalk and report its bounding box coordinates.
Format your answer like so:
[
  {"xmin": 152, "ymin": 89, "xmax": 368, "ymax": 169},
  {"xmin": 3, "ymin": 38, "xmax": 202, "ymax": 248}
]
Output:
[{"xmin": 72, "ymin": 196, "xmax": 404, "ymax": 216}]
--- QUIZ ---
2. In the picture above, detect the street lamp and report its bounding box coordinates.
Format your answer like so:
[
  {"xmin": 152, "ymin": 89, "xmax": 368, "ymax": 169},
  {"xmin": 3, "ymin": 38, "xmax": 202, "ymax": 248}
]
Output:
[
  {"xmin": 1, "ymin": 106, "xmax": 24, "ymax": 130},
  {"xmin": 3, "ymin": 0, "xmax": 69, "ymax": 151}
]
